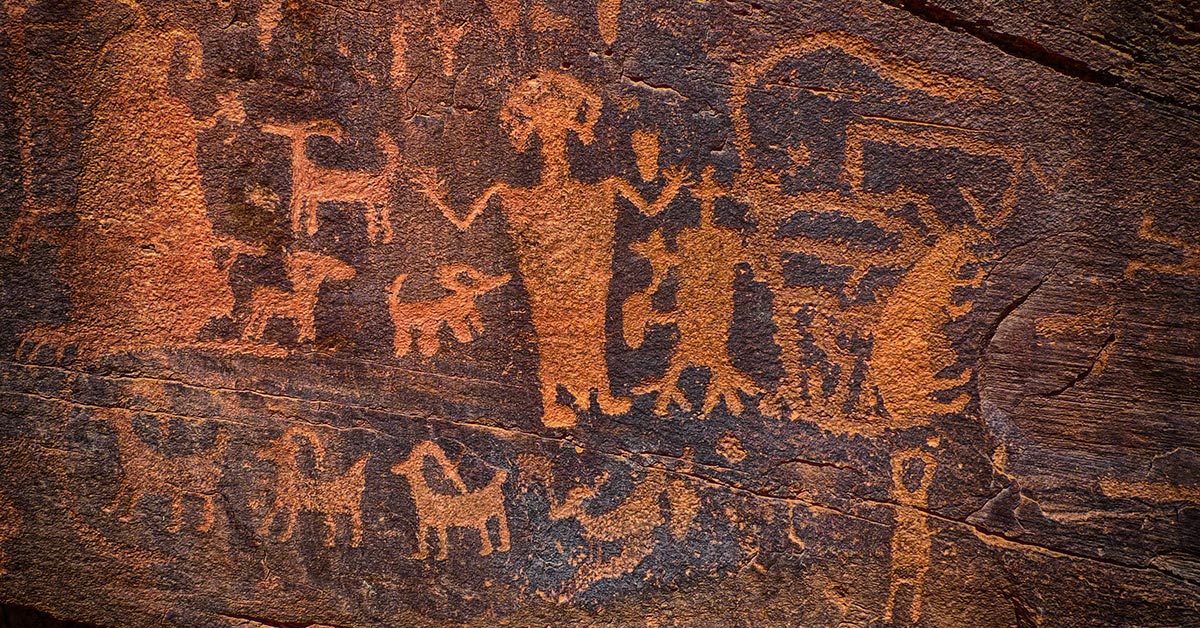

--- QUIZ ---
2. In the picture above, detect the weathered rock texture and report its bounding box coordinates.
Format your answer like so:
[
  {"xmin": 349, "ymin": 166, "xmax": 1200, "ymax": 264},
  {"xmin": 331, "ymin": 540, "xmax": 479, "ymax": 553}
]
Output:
[{"xmin": 0, "ymin": 0, "xmax": 1197, "ymax": 625}]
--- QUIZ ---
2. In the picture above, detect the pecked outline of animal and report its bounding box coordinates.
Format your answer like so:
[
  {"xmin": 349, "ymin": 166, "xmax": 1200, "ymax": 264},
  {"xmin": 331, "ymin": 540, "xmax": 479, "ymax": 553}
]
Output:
[
  {"xmin": 241, "ymin": 250, "xmax": 356, "ymax": 344},
  {"xmin": 844, "ymin": 121, "xmax": 1024, "ymax": 430},
  {"xmin": 547, "ymin": 468, "xmax": 697, "ymax": 601},
  {"xmin": 386, "ymin": 264, "xmax": 511, "ymax": 357},
  {"xmin": 261, "ymin": 119, "xmax": 401, "ymax": 243},
  {"xmin": 102, "ymin": 408, "xmax": 229, "ymax": 533},
  {"xmin": 257, "ymin": 426, "xmax": 369, "ymax": 548},
  {"xmin": 390, "ymin": 441, "xmax": 510, "ymax": 560}
]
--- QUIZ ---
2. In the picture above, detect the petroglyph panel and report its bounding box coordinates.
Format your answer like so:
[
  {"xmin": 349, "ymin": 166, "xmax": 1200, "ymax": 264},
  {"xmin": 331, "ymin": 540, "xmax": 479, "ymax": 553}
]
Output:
[{"xmin": 0, "ymin": 0, "xmax": 1197, "ymax": 624}]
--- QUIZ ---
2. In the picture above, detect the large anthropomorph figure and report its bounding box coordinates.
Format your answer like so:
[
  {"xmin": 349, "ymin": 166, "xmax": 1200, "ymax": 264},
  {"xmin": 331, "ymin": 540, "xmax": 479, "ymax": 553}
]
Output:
[{"xmin": 464, "ymin": 71, "xmax": 682, "ymax": 427}]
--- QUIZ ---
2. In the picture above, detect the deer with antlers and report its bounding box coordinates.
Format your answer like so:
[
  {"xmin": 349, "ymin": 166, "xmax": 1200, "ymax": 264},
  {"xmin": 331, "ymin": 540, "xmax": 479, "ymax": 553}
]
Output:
[
  {"xmin": 257, "ymin": 426, "xmax": 369, "ymax": 548},
  {"xmin": 390, "ymin": 441, "xmax": 510, "ymax": 560},
  {"xmin": 241, "ymin": 250, "xmax": 355, "ymax": 344},
  {"xmin": 262, "ymin": 120, "xmax": 400, "ymax": 243},
  {"xmin": 387, "ymin": 264, "xmax": 511, "ymax": 357},
  {"xmin": 101, "ymin": 409, "xmax": 229, "ymax": 533}
]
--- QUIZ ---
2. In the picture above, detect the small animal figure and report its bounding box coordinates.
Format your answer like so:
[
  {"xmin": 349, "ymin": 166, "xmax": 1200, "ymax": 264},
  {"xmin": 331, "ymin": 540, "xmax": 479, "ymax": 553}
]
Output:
[
  {"xmin": 390, "ymin": 441, "xmax": 510, "ymax": 560},
  {"xmin": 257, "ymin": 426, "xmax": 369, "ymax": 547},
  {"xmin": 262, "ymin": 120, "xmax": 401, "ymax": 243},
  {"xmin": 387, "ymin": 264, "xmax": 511, "ymax": 357},
  {"xmin": 242, "ymin": 251, "xmax": 356, "ymax": 344},
  {"xmin": 103, "ymin": 409, "xmax": 229, "ymax": 533}
]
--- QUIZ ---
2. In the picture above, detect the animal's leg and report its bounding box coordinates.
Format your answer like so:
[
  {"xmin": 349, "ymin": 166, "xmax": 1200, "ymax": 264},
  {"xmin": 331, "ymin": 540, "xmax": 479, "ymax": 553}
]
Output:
[
  {"xmin": 258, "ymin": 500, "xmax": 281, "ymax": 538},
  {"xmin": 120, "ymin": 488, "xmax": 144, "ymax": 522},
  {"xmin": 244, "ymin": 308, "xmax": 268, "ymax": 340},
  {"xmin": 199, "ymin": 495, "xmax": 215, "ymax": 533},
  {"xmin": 393, "ymin": 326, "xmax": 412, "ymax": 357},
  {"xmin": 167, "ymin": 493, "xmax": 185, "ymax": 533},
  {"xmin": 412, "ymin": 526, "xmax": 430, "ymax": 559},
  {"xmin": 477, "ymin": 521, "xmax": 494, "ymax": 556},
  {"xmin": 297, "ymin": 313, "xmax": 316, "ymax": 343},
  {"xmin": 417, "ymin": 328, "xmax": 440, "ymax": 356},
  {"xmin": 379, "ymin": 203, "xmax": 393, "ymax": 243},
  {"xmin": 365, "ymin": 207, "xmax": 379, "ymax": 243},
  {"xmin": 279, "ymin": 508, "xmax": 298, "ymax": 542},
  {"xmin": 323, "ymin": 512, "xmax": 337, "ymax": 547},
  {"xmin": 305, "ymin": 199, "xmax": 319, "ymax": 236},
  {"xmin": 350, "ymin": 508, "xmax": 363, "ymax": 547},
  {"xmin": 435, "ymin": 526, "xmax": 450, "ymax": 560},
  {"xmin": 291, "ymin": 198, "xmax": 303, "ymax": 234},
  {"xmin": 495, "ymin": 511, "xmax": 510, "ymax": 552},
  {"xmin": 448, "ymin": 317, "xmax": 474, "ymax": 344}
]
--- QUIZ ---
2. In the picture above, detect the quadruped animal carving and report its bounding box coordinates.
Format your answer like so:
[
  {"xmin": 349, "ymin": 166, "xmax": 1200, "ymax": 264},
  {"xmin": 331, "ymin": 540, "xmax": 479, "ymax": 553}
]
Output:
[
  {"xmin": 241, "ymin": 251, "xmax": 355, "ymax": 344},
  {"xmin": 257, "ymin": 426, "xmax": 369, "ymax": 548},
  {"xmin": 415, "ymin": 71, "xmax": 687, "ymax": 426},
  {"xmin": 102, "ymin": 409, "xmax": 229, "ymax": 533},
  {"xmin": 262, "ymin": 120, "xmax": 400, "ymax": 243},
  {"xmin": 387, "ymin": 264, "xmax": 511, "ymax": 357},
  {"xmin": 390, "ymin": 441, "xmax": 510, "ymax": 560},
  {"xmin": 547, "ymin": 468, "xmax": 698, "ymax": 601}
]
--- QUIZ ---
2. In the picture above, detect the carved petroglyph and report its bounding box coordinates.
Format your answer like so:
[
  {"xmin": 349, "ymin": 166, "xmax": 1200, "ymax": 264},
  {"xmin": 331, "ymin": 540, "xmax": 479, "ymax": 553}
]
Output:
[
  {"xmin": 1100, "ymin": 478, "xmax": 1200, "ymax": 503},
  {"xmin": 387, "ymin": 265, "xmax": 511, "ymax": 357},
  {"xmin": 241, "ymin": 251, "xmax": 355, "ymax": 344},
  {"xmin": 712, "ymin": 34, "xmax": 1032, "ymax": 431},
  {"xmin": 597, "ymin": 0, "xmax": 621, "ymax": 46},
  {"xmin": 262, "ymin": 120, "xmax": 400, "ymax": 243},
  {"xmin": 390, "ymin": 441, "xmax": 510, "ymax": 560},
  {"xmin": 418, "ymin": 71, "xmax": 685, "ymax": 426},
  {"xmin": 631, "ymin": 169, "xmax": 762, "ymax": 415},
  {"xmin": 547, "ymin": 469, "xmax": 698, "ymax": 601},
  {"xmin": 257, "ymin": 426, "xmax": 368, "ymax": 548},
  {"xmin": 1125, "ymin": 211, "xmax": 1200, "ymax": 278},
  {"xmin": 102, "ymin": 409, "xmax": 229, "ymax": 533},
  {"xmin": 622, "ymin": 229, "xmax": 676, "ymax": 350},
  {"xmin": 9, "ymin": 15, "xmax": 236, "ymax": 362},
  {"xmin": 257, "ymin": 0, "xmax": 283, "ymax": 48},
  {"xmin": 885, "ymin": 449, "xmax": 937, "ymax": 625}
]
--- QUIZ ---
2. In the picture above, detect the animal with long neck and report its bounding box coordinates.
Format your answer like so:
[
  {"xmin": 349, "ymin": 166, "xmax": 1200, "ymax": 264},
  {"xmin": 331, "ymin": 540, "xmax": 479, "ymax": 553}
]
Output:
[
  {"xmin": 262, "ymin": 120, "xmax": 400, "ymax": 243},
  {"xmin": 257, "ymin": 426, "xmax": 369, "ymax": 547},
  {"xmin": 390, "ymin": 441, "xmax": 510, "ymax": 560},
  {"xmin": 103, "ymin": 409, "xmax": 229, "ymax": 533}
]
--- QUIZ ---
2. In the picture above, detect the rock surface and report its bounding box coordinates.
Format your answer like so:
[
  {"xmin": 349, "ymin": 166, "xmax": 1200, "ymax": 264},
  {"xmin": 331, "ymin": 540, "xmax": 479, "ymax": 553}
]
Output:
[{"xmin": 0, "ymin": 0, "xmax": 1197, "ymax": 625}]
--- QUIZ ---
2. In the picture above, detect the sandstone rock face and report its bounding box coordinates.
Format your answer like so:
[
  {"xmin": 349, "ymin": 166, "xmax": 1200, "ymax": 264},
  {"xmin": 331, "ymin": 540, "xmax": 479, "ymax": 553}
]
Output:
[{"xmin": 0, "ymin": 0, "xmax": 1197, "ymax": 625}]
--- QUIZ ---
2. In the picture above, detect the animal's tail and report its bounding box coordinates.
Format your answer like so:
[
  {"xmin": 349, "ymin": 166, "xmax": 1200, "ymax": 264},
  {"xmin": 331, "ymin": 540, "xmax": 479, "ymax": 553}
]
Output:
[{"xmin": 387, "ymin": 273, "xmax": 408, "ymax": 308}]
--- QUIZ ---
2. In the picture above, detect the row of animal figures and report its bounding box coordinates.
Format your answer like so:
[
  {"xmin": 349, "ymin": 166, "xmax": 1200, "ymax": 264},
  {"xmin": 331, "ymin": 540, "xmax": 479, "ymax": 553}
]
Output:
[
  {"xmin": 95, "ymin": 409, "xmax": 700, "ymax": 599},
  {"xmin": 235, "ymin": 251, "xmax": 510, "ymax": 357}
]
